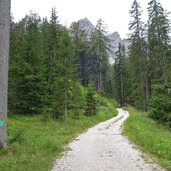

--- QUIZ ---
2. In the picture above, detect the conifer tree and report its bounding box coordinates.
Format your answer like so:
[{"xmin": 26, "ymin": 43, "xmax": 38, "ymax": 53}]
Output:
[
  {"xmin": 85, "ymin": 84, "xmax": 97, "ymax": 116},
  {"xmin": 148, "ymin": 0, "xmax": 171, "ymax": 122},
  {"xmin": 53, "ymin": 27, "xmax": 76, "ymax": 123},
  {"xmin": 148, "ymin": 0, "xmax": 170, "ymax": 86},
  {"xmin": 89, "ymin": 19, "xmax": 110, "ymax": 93},
  {"xmin": 9, "ymin": 13, "xmax": 44, "ymax": 115},
  {"xmin": 36, "ymin": 8, "xmax": 61, "ymax": 117},
  {"xmin": 114, "ymin": 43, "xmax": 127, "ymax": 107},
  {"xmin": 70, "ymin": 82, "xmax": 86, "ymax": 118},
  {"xmin": 128, "ymin": 0, "xmax": 148, "ymax": 110},
  {"xmin": 105, "ymin": 65, "xmax": 116, "ymax": 98},
  {"xmin": 9, "ymin": 19, "xmax": 27, "ymax": 112},
  {"xmin": 22, "ymin": 13, "xmax": 44, "ymax": 114},
  {"xmin": 70, "ymin": 22, "xmax": 89, "ymax": 86},
  {"xmin": 149, "ymin": 84, "xmax": 171, "ymax": 127}
]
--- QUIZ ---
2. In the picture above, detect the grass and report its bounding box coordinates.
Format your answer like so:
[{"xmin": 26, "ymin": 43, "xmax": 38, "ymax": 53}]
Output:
[
  {"xmin": 0, "ymin": 96, "xmax": 117, "ymax": 171},
  {"xmin": 123, "ymin": 107, "xmax": 171, "ymax": 170}
]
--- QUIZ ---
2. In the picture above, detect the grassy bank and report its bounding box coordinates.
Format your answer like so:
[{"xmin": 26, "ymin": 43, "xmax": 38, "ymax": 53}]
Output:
[
  {"xmin": 0, "ymin": 96, "xmax": 117, "ymax": 171},
  {"xmin": 123, "ymin": 107, "xmax": 171, "ymax": 170}
]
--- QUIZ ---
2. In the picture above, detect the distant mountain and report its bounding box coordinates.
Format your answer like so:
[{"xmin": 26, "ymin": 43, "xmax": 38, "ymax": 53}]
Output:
[
  {"xmin": 78, "ymin": 18, "xmax": 95, "ymax": 37},
  {"xmin": 107, "ymin": 32, "xmax": 129, "ymax": 63},
  {"xmin": 71, "ymin": 18, "xmax": 129, "ymax": 63}
]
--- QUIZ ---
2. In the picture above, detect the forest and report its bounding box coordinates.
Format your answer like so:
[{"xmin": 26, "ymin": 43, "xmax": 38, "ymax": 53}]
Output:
[
  {"xmin": 8, "ymin": 0, "xmax": 171, "ymax": 126},
  {"xmin": 8, "ymin": 10, "xmax": 111, "ymax": 121},
  {"xmin": 0, "ymin": 0, "xmax": 171, "ymax": 170}
]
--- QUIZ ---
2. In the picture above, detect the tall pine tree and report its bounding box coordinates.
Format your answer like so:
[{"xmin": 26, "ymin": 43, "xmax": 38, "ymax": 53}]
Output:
[
  {"xmin": 128, "ymin": 0, "xmax": 148, "ymax": 110},
  {"xmin": 89, "ymin": 19, "xmax": 110, "ymax": 93},
  {"xmin": 70, "ymin": 21, "xmax": 88, "ymax": 85},
  {"xmin": 52, "ymin": 27, "xmax": 76, "ymax": 123},
  {"xmin": 148, "ymin": 0, "xmax": 170, "ymax": 86},
  {"xmin": 148, "ymin": 0, "xmax": 171, "ymax": 124},
  {"xmin": 9, "ymin": 12, "xmax": 44, "ymax": 115},
  {"xmin": 114, "ymin": 43, "xmax": 127, "ymax": 107}
]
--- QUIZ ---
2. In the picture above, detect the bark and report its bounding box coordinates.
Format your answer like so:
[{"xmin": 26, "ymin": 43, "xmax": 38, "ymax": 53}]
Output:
[
  {"xmin": 99, "ymin": 59, "xmax": 103, "ymax": 93},
  {"xmin": 0, "ymin": 0, "xmax": 11, "ymax": 148},
  {"xmin": 120, "ymin": 73, "xmax": 124, "ymax": 107},
  {"xmin": 64, "ymin": 83, "xmax": 67, "ymax": 124}
]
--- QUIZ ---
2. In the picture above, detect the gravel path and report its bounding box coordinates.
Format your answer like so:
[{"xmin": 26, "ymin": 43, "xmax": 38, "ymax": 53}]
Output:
[{"xmin": 52, "ymin": 109, "xmax": 165, "ymax": 171}]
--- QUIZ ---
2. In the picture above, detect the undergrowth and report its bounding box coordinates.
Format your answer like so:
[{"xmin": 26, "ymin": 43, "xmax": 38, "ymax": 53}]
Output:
[
  {"xmin": 0, "ymin": 96, "xmax": 117, "ymax": 171},
  {"xmin": 123, "ymin": 107, "xmax": 171, "ymax": 170}
]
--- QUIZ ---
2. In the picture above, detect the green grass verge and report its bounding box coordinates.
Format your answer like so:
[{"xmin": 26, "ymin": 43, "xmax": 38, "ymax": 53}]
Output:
[
  {"xmin": 0, "ymin": 96, "xmax": 117, "ymax": 171},
  {"xmin": 123, "ymin": 107, "xmax": 171, "ymax": 170}
]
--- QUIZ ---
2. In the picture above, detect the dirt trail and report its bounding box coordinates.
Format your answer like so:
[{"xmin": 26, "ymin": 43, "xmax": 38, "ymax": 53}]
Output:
[{"xmin": 52, "ymin": 109, "xmax": 164, "ymax": 171}]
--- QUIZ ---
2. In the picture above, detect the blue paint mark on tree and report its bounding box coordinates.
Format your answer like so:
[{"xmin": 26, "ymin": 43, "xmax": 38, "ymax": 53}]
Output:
[
  {"xmin": 0, "ymin": 120, "xmax": 5, "ymax": 127},
  {"xmin": 0, "ymin": 113, "xmax": 5, "ymax": 127}
]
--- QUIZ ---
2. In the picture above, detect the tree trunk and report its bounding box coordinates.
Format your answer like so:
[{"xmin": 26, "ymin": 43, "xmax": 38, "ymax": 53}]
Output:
[
  {"xmin": 64, "ymin": 84, "xmax": 67, "ymax": 124},
  {"xmin": 120, "ymin": 72, "xmax": 124, "ymax": 107},
  {"xmin": 99, "ymin": 59, "xmax": 103, "ymax": 93},
  {"xmin": 0, "ymin": 0, "xmax": 11, "ymax": 148},
  {"xmin": 145, "ymin": 79, "xmax": 149, "ymax": 111}
]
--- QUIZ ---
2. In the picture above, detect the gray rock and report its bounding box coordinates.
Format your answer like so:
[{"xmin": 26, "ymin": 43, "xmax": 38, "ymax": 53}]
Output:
[
  {"xmin": 71, "ymin": 18, "xmax": 130, "ymax": 63},
  {"xmin": 107, "ymin": 32, "xmax": 129, "ymax": 63},
  {"xmin": 78, "ymin": 17, "xmax": 95, "ymax": 38}
]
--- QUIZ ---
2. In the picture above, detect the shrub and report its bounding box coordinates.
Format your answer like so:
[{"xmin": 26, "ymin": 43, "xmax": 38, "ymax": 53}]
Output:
[
  {"xmin": 85, "ymin": 84, "xmax": 97, "ymax": 116},
  {"xmin": 149, "ymin": 84, "xmax": 171, "ymax": 127}
]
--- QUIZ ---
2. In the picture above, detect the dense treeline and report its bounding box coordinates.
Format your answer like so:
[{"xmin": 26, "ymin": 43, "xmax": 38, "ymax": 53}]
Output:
[
  {"xmin": 8, "ymin": 0, "xmax": 171, "ymax": 127},
  {"xmin": 8, "ymin": 9, "xmax": 112, "ymax": 123},
  {"xmin": 114, "ymin": 0, "xmax": 171, "ymax": 127}
]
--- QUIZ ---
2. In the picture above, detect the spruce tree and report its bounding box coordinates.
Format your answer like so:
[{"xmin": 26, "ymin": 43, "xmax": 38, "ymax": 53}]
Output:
[
  {"xmin": 85, "ymin": 84, "xmax": 97, "ymax": 116},
  {"xmin": 89, "ymin": 19, "xmax": 110, "ymax": 93},
  {"xmin": 52, "ymin": 27, "xmax": 76, "ymax": 123},
  {"xmin": 70, "ymin": 82, "xmax": 86, "ymax": 118},
  {"xmin": 23, "ymin": 13, "xmax": 44, "ymax": 114},
  {"xmin": 128, "ymin": 0, "xmax": 148, "ymax": 110},
  {"xmin": 70, "ymin": 21, "xmax": 89, "ymax": 86},
  {"xmin": 10, "ymin": 13, "xmax": 44, "ymax": 115},
  {"xmin": 148, "ymin": 0, "xmax": 170, "ymax": 86},
  {"xmin": 41, "ymin": 8, "xmax": 61, "ymax": 109},
  {"xmin": 114, "ymin": 43, "xmax": 127, "ymax": 107},
  {"xmin": 148, "ymin": 0, "xmax": 171, "ymax": 122},
  {"xmin": 9, "ymin": 19, "xmax": 27, "ymax": 113},
  {"xmin": 149, "ymin": 85, "xmax": 171, "ymax": 127}
]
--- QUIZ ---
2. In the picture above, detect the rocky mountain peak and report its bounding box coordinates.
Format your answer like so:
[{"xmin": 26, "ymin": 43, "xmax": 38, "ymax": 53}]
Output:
[
  {"xmin": 108, "ymin": 32, "xmax": 121, "ymax": 40},
  {"xmin": 107, "ymin": 31, "xmax": 129, "ymax": 63},
  {"xmin": 78, "ymin": 18, "xmax": 95, "ymax": 36},
  {"xmin": 107, "ymin": 32, "xmax": 122, "ymax": 46},
  {"xmin": 70, "ymin": 18, "xmax": 129, "ymax": 63}
]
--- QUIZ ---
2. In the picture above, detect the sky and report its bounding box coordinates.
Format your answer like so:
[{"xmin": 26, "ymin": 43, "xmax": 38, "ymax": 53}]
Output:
[{"xmin": 11, "ymin": 0, "xmax": 171, "ymax": 39}]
